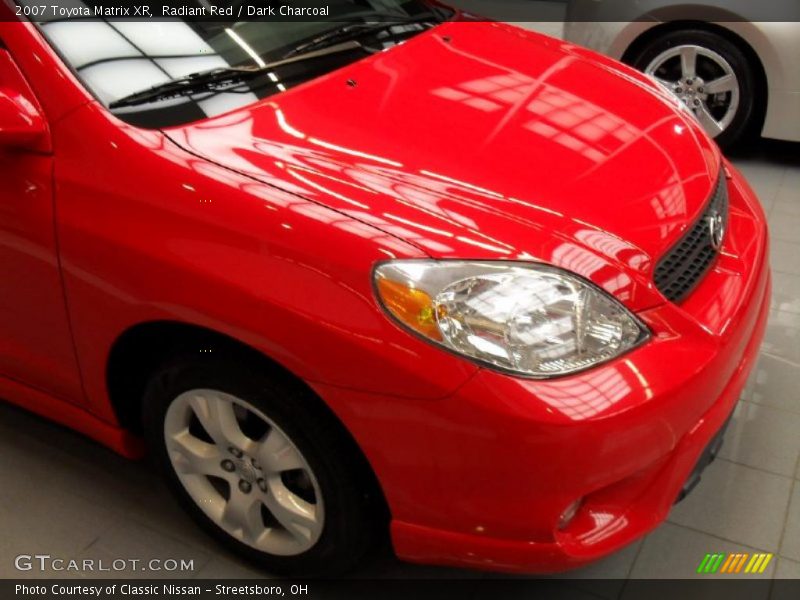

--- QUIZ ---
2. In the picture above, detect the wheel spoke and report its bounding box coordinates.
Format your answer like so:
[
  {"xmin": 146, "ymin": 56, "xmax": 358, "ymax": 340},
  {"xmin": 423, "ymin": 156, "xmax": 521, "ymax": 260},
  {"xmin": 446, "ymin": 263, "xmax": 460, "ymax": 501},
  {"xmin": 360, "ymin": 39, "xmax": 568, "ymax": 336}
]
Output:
[
  {"xmin": 263, "ymin": 477, "xmax": 321, "ymax": 542},
  {"xmin": 167, "ymin": 430, "xmax": 223, "ymax": 476},
  {"xmin": 695, "ymin": 103, "xmax": 724, "ymax": 137},
  {"xmin": 653, "ymin": 76, "xmax": 675, "ymax": 91},
  {"xmin": 221, "ymin": 489, "xmax": 265, "ymax": 544},
  {"xmin": 257, "ymin": 427, "xmax": 305, "ymax": 473},
  {"xmin": 680, "ymin": 46, "xmax": 697, "ymax": 79},
  {"xmin": 166, "ymin": 389, "xmax": 325, "ymax": 555},
  {"xmin": 188, "ymin": 393, "xmax": 251, "ymax": 450},
  {"xmin": 704, "ymin": 73, "xmax": 735, "ymax": 94}
]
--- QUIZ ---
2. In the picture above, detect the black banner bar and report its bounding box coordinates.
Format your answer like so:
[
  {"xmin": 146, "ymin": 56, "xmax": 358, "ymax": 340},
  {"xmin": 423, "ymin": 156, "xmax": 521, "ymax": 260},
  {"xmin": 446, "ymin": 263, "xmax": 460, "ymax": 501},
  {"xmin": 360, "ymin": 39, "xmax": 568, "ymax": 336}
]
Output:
[
  {"xmin": 6, "ymin": 0, "xmax": 800, "ymax": 23},
  {"xmin": 3, "ymin": 579, "xmax": 800, "ymax": 600}
]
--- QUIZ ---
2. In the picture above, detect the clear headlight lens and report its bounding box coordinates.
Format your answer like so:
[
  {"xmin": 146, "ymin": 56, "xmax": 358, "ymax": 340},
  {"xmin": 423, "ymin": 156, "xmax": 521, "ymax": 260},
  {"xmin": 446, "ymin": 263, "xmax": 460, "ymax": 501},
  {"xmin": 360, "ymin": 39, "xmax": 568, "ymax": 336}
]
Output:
[{"xmin": 374, "ymin": 261, "xmax": 648, "ymax": 378}]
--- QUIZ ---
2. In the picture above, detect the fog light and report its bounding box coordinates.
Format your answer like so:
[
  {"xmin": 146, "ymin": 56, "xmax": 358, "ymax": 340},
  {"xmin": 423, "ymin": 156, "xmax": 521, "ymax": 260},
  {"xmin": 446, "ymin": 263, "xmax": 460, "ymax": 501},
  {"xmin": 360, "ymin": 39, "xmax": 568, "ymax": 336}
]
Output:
[{"xmin": 558, "ymin": 499, "xmax": 583, "ymax": 530}]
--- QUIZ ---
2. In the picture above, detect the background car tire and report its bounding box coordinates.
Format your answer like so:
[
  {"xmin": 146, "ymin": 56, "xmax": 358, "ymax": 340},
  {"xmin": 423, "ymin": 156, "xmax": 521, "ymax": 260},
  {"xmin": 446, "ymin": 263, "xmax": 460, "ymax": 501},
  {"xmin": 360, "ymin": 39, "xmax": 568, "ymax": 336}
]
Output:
[
  {"xmin": 142, "ymin": 353, "xmax": 379, "ymax": 577},
  {"xmin": 626, "ymin": 28, "xmax": 762, "ymax": 149}
]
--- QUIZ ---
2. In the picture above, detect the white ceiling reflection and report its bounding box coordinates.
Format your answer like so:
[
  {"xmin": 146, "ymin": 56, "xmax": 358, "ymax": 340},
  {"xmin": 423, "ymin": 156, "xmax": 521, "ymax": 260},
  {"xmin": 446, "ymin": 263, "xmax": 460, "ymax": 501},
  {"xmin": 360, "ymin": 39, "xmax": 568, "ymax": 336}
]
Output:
[{"xmin": 40, "ymin": 6, "xmax": 258, "ymax": 110}]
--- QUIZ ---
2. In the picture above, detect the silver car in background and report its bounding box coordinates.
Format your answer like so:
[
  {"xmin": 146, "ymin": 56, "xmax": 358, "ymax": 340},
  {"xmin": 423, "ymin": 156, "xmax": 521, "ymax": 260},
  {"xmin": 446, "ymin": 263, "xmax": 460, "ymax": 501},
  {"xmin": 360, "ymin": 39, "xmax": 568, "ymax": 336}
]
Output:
[{"xmin": 564, "ymin": 0, "xmax": 800, "ymax": 148}]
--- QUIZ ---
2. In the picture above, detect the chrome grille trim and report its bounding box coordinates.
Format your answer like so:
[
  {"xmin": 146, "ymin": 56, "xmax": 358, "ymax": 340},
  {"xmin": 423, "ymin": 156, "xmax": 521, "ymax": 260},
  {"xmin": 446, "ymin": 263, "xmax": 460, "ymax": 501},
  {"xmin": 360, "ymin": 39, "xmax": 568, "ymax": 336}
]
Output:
[{"xmin": 654, "ymin": 175, "xmax": 729, "ymax": 303}]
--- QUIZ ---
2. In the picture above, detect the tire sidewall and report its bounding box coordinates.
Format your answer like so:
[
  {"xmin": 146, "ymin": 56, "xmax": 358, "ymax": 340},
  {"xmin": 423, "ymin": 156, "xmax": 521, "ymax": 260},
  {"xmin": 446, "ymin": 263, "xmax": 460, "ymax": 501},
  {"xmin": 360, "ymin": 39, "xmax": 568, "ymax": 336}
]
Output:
[
  {"xmin": 142, "ymin": 357, "xmax": 371, "ymax": 577},
  {"xmin": 630, "ymin": 29, "xmax": 759, "ymax": 149}
]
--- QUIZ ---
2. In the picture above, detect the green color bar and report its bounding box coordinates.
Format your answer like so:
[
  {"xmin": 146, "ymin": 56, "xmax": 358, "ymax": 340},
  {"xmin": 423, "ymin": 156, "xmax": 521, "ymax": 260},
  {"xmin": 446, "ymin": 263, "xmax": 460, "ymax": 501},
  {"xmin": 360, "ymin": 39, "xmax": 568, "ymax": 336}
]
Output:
[
  {"xmin": 697, "ymin": 554, "xmax": 712, "ymax": 574},
  {"xmin": 710, "ymin": 554, "xmax": 726, "ymax": 573},
  {"xmin": 706, "ymin": 554, "xmax": 719, "ymax": 573}
]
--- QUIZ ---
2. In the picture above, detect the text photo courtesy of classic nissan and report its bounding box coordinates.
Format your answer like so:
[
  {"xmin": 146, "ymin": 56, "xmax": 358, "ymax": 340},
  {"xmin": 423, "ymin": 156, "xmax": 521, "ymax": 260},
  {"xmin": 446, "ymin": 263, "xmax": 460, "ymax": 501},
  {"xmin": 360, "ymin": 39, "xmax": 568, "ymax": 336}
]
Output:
[{"xmin": 0, "ymin": 0, "xmax": 770, "ymax": 577}]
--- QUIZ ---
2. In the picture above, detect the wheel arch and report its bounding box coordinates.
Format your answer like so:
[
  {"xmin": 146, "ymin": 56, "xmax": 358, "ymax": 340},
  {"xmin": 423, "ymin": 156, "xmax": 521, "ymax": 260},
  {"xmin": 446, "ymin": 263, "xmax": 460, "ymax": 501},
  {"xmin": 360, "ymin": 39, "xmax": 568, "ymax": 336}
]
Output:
[
  {"xmin": 105, "ymin": 320, "xmax": 390, "ymax": 521},
  {"xmin": 620, "ymin": 20, "xmax": 769, "ymax": 132}
]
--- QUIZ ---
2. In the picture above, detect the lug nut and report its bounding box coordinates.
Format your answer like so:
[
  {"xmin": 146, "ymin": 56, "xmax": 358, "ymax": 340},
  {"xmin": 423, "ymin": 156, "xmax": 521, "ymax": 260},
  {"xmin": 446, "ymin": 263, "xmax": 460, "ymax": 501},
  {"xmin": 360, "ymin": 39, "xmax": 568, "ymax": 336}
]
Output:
[
  {"xmin": 239, "ymin": 480, "xmax": 252, "ymax": 494},
  {"xmin": 675, "ymin": 87, "xmax": 683, "ymax": 94},
  {"xmin": 694, "ymin": 99, "xmax": 701, "ymax": 106},
  {"xmin": 221, "ymin": 460, "xmax": 235, "ymax": 472},
  {"xmin": 257, "ymin": 478, "xmax": 268, "ymax": 493},
  {"xmin": 229, "ymin": 447, "xmax": 243, "ymax": 458},
  {"xmin": 251, "ymin": 458, "xmax": 260, "ymax": 470}
]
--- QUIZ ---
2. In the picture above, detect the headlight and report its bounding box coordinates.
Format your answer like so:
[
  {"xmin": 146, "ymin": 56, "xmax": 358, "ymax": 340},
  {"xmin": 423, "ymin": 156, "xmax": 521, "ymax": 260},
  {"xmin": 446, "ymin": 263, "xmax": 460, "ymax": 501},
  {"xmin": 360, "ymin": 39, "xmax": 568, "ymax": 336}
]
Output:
[{"xmin": 374, "ymin": 261, "xmax": 649, "ymax": 378}]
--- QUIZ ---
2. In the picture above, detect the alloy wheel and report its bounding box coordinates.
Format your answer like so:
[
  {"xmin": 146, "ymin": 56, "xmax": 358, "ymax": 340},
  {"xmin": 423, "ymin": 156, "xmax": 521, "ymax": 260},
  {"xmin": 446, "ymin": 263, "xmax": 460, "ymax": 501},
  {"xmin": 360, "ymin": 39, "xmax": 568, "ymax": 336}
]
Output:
[
  {"xmin": 645, "ymin": 44, "xmax": 740, "ymax": 138},
  {"xmin": 163, "ymin": 389, "xmax": 324, "ymax": 556}
]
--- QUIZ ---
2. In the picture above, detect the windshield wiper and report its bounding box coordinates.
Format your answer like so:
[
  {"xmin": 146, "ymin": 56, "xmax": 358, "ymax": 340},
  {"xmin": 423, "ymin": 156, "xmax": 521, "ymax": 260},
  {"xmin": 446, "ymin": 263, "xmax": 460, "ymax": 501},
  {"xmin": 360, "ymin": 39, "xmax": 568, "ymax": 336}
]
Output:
[
  {"xmin": 281, "ymin": 13, "xmax": 441, "ymax": 59},
  {"xmin": 108, "ymin": 40, "xmax": 362, "ymax": 110}
]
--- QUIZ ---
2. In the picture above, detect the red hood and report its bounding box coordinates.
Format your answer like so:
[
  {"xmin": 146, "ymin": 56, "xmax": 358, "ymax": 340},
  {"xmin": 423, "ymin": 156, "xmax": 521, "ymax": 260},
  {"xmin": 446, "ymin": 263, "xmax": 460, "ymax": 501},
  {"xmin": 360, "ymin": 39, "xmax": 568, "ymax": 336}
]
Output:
[{"xmin": 165, "ymin": 21, "xmax": 722, "ymax": 311}]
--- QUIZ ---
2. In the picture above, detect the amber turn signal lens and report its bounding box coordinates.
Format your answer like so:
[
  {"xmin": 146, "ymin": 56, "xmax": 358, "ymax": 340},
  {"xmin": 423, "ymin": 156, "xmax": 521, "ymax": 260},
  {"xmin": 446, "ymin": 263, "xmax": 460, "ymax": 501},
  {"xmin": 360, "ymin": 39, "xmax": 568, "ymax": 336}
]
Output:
[{"xmin": 376, "ymin": 278, "xmax": 443, "ymax": 341}]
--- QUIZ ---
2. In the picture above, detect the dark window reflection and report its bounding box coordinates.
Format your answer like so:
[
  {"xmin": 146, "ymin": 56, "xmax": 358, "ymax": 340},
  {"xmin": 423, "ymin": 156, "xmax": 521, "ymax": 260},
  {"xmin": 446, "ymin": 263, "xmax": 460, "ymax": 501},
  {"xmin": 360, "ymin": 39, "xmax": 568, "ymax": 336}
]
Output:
[{"xmin": 31, "ymin": 1, "xmax": 444, "ymax": 128}]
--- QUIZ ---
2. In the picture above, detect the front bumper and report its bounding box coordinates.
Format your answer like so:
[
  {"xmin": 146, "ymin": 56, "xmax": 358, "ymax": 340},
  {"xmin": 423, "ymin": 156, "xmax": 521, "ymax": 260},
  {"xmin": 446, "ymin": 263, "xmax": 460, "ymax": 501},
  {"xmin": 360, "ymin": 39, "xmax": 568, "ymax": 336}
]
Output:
[{"xmin": 314, "ymin": 162, "xmax": 770, "ymax": 573}]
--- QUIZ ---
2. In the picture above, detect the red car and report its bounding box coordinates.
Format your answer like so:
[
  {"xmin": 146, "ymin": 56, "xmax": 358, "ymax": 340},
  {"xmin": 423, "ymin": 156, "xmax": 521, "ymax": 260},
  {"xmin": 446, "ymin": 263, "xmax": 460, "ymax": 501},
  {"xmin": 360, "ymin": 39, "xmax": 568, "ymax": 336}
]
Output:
[{"xmin": 0, "ymin": 2, "xmax": 769, "ymax": 576}]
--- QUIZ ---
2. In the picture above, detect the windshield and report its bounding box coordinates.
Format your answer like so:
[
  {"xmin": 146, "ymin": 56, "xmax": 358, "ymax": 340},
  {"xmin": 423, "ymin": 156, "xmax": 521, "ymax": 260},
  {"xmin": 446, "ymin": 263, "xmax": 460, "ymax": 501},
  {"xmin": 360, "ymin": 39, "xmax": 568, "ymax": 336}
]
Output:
[{"xmin": 32, "ymin": 0, "xmax": 445, "ymax": 128}]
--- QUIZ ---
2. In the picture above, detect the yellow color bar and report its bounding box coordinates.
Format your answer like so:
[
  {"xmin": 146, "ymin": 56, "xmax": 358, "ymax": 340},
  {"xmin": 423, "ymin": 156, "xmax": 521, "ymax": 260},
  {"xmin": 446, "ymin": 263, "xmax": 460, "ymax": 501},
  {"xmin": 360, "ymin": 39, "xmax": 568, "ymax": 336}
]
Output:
[
  {"xmin": 744, "ymin": 554, "xmax": 760, "ymax": 573},
  {"xmin": 758, "ymin": 554, "xmax": 773, "ymax": 574}
]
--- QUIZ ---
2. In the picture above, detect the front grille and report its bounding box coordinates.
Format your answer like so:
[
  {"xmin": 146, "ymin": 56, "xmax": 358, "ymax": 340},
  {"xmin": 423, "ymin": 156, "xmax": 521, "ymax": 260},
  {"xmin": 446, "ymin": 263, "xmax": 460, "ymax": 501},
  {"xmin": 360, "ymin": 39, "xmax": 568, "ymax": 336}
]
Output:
[{"xmin": 654, "ymin": 175, "xmax": 729, "ymax": 303}]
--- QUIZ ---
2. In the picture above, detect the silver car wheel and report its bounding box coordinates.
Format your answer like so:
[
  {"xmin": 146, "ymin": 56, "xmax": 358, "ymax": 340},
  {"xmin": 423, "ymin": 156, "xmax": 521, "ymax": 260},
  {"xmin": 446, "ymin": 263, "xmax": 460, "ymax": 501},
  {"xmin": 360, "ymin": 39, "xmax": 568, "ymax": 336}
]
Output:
[
  {"xmin": 164, "ymin": 389, "xmax": 324, "ymax": 556},
  {"xmin": 645, "ymin": 44, "xmax": 740, "ymax": 138}
]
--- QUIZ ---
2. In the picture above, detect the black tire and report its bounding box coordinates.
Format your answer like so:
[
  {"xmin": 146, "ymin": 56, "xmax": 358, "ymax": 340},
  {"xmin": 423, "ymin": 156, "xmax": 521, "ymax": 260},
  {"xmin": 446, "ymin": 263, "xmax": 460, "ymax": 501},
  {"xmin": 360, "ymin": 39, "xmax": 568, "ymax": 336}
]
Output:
[
  {"xmin": 627, "ymin": 28, "xmax": 762, "ymax": 149},
  {"xmin": 141, "ymin": 353, "xmax": 377, "ymax": 577}
]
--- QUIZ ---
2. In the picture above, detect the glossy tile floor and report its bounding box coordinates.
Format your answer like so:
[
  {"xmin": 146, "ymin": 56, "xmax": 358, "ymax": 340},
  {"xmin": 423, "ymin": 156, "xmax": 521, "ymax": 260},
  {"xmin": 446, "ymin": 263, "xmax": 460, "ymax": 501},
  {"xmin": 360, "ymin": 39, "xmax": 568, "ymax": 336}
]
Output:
[{"xmin": 0, "ymin": 139, "xmax": 797, "ymax": 589}]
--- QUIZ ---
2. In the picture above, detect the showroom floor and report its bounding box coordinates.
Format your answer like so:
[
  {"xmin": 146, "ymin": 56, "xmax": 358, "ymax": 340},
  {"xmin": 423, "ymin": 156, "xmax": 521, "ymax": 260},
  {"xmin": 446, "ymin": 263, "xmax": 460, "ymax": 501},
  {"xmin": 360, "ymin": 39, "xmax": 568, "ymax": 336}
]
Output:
[{"xmin": 1, "ymin": 142, "xmax": 798, "ymax": 587}]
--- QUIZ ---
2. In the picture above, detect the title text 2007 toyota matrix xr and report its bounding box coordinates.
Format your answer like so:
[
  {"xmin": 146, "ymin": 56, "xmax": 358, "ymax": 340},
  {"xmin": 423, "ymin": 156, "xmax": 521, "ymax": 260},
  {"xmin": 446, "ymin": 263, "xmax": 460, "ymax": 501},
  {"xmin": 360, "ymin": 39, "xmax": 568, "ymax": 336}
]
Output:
[{"xmin": 0, "ymin": 1, "xmax": 769, "ymax": 576}]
